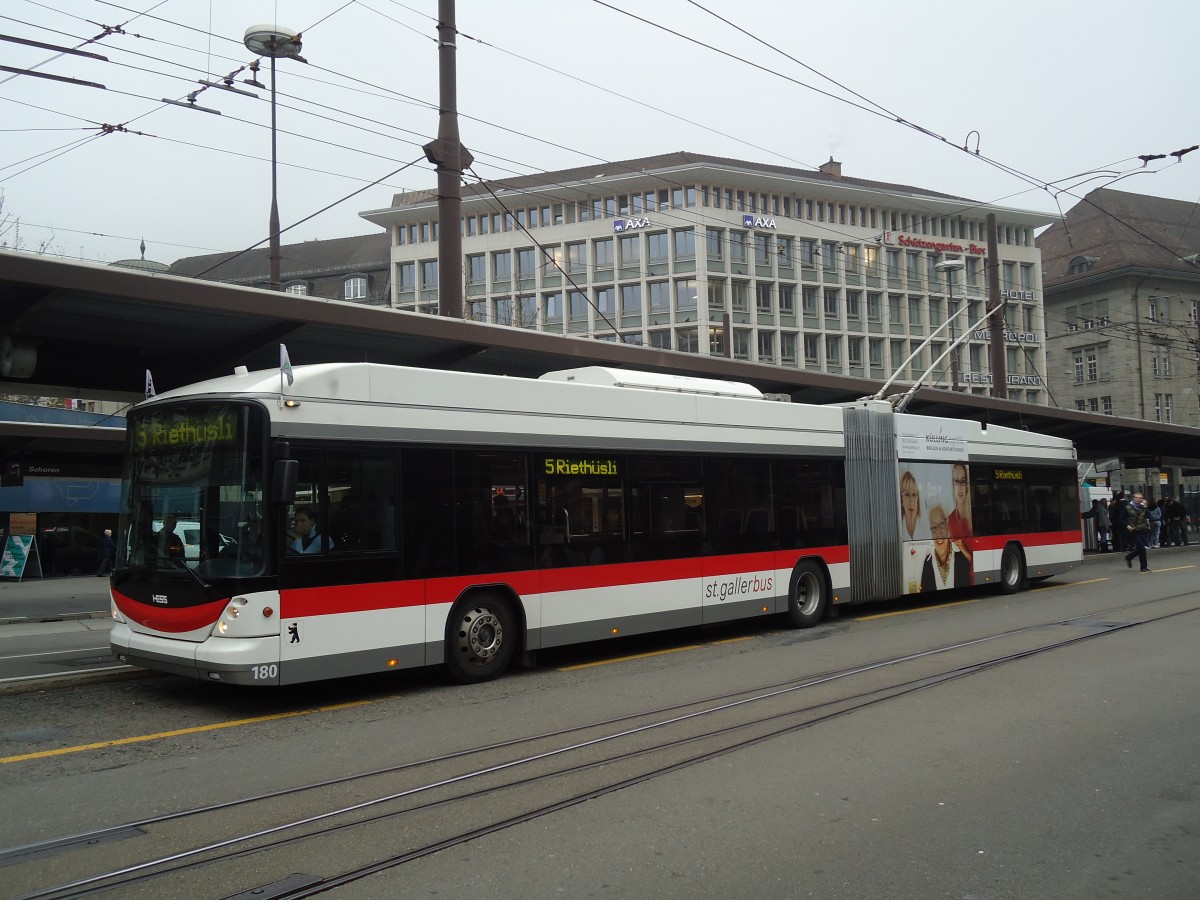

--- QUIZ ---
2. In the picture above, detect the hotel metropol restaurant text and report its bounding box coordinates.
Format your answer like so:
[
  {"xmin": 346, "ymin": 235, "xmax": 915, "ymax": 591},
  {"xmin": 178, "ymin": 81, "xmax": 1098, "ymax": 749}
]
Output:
[{"xmin": 362, "ymin": 152, "xmax": 1054, "ymax": 400}]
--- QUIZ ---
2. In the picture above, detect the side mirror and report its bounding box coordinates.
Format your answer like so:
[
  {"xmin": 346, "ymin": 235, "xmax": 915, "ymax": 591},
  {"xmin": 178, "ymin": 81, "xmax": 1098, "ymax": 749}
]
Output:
[{"xmin": 270, "ymin": 459, "xmax": 299, "ymax": 503}]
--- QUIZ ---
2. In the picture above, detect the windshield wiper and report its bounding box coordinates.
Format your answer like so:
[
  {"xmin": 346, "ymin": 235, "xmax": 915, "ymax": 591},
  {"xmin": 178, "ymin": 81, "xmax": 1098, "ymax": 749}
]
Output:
[{"xmin": 167, "ymin": 557, "xmax": 212, "ymax": 590}]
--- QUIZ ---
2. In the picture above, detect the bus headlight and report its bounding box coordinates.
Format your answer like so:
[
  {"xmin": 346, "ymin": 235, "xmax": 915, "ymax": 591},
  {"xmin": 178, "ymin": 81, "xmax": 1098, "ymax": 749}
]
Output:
[
  {"xmin": 218, "ymin": 597, "xmax": 249, "ymax": 634},
  {"xmin": 110, "ymin": 599, "xmax": 126, "ymax": 623}
]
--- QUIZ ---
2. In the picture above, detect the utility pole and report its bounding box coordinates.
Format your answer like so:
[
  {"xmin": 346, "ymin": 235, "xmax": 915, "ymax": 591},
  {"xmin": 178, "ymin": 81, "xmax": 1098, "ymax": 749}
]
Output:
[
  {"xmin": 424, "ymin": 0, "xmax": 472, "ymax": 319},
  {"xmin": 985, "ymin": 213, "xmax": 1006, "ymax": 399}
]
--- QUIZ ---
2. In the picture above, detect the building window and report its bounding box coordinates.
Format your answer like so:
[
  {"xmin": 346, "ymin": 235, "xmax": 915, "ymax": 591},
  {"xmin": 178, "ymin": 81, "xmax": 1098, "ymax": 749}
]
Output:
[
  {"xmin": 674, "ymin": 228, "xmax": 696, "ymax": 262},
  {"xmin": 620, "ymin": 284, "xmax": 641, "ymax": 316},
  {"xmin": 494, "ymin": 298, "xmax": 512, "ymax": 326},
  {"xmin": 825, "ymin": 335, "xmax": 841, "ymax": 365},
  {"xmin": 730, "ymin": 231, "xmax": 747, "ymax": 264},
  {"xmin": 593, "ymin": 238, "xmax": 614, "ymax": 271},
  {"xmin": 823, "ymin": 288, "xmax": 839, "ymax": 318},
  {"xmin": 781, "ymin": 332, "xmax": 797, "ymax": 364},
  {"xmin": 799, "ymin": 239, "xmax": 815, "ymax": 267},
  {"xmin": 648, "ymin": 330, "xmax": 671, "ymax": 349},
  {"xmin": 493, "ymin": 250, "xmax": 512, "ymax": 280},
  {"xmin": 779, "ymin": 284, "xmax": 795, "ymax": 315},
  {"xmin": 516, "ymin": 295, "xmax": 536, "ymax": 326},
  {"xmin": 1102, "ymin": 396, "xmax": 1113, "ymax": 415},
  {"xmin": 648, "ymin": 232, "xmax": 670, "ymax": 264},
  {"xmin": 343, "ymin": 276, "xmax": 367, "ymax": 300},
  {"xmin": 965, "ymin": 256, "xmax": 979, "ymax": 287},
  {"xmin": 569, "ymin": 290, "xmax": 588, "ymax": 321},
  {"xmin": 677, "ymin": 327, "xmax": 699, "ymax": 353},
  {"xmin": 757, "ymin": 331, "xmax": 775, "ymax": 362},
  {"xmin": 867, "ymin": 291, "xmax": 882, "ymax": 321},
  {"xmin": 517, "ymin": 248, "xmax": 537, "ymax": 279},
  {"xmin": 869, "ymin": 338, "xmax": 883, "ymax": 370},
  {"xmin": 544, "ymin": 292, "xmax": 563, "ymax": 323},
  {"xmin": 397, "ymin": 262, "xmax": 415, "ymax": 291},
  {"xmin": 754, "ymin": 233, "xmax": 771, "ymax": 266},
  {"xmin": 595, "ymin": 286, "xmax": 616, "ymax": 317},
  {"xmin": 567, "ymin": 242, "xmax": 587, "ymax": 274},
  {"xmin": 908, "ymin": 296, "xmax": 922, "ymax": 328},
  {"xmin": 886, "ymin": 249, "xmax": 901, "ymax": 277},
  {"xmin": 776, "ymin": 236, "xmax": 793, "ymax": 266},
  {"xmin": 706, "ymin": 227, "xmax": 724, "ymax": 261},
  {"xmin": 619, "ymin": 234, "xmax": 640, "ymax": 268},
  {"xmin": 649, "ymin": 281, "xmax": 670, "ymax": 312},
  {"xmin": 420, "ymin": 260, "xmax": 438, "ymax": 288},
  {"xmin": 848, "ymin": 337, "xmax": 863, "ymax": 367},
  {"xmin": 821, "ymin": 242, "xmax": 836, "ymax": 270},
  {"xmin": 732, "ymin": 281, "xmax": 750, "ymax": 312},
  {"xmin": 675, "ymin": 279, "xmax": 698, "ymax": 310},
  {"xmin": 756, "ymin": 282, "xmax": 773, "ymax": 313},
  {"xmin": 846, "ymin": 290, "xmax": 861, "ymax": 320},
  {"xmin": 732, "ymin": 329, "xmax": 750, "ymax": 360},
  {"xmin": 804, "ymin": 335, "xmax": 820, "ymax": 367},
  {"xmin": 802, "ymin": 286, "xmax": 818, "ymax": 316},
  {"xmin": 284, "ymin": 282, "xmax": 308, "ymax": 295},
  {"xmin": 707, "ymin": 279, "xmax": 725, "ymax": 310}
]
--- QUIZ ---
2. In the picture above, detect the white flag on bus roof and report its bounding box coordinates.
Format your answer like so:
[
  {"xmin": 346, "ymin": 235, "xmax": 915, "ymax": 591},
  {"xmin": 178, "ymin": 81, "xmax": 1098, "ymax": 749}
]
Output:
[
  {"xmin": 280, "ymin": 344, "xmax": 294, "ymax": 386},
  {"xmin": 144, "ymin": 369, "xmax": 156, "ymax": 399}
]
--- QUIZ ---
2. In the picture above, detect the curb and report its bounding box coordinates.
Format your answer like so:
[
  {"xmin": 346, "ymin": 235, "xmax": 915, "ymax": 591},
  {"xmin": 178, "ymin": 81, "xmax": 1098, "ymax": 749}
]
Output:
[
  {"xmin": 0, "ymin": 667, "xmax": 157, "ymax": 696},
  {"xmin": 0, "ymin": 611, "xmax": 111, "ymax": 627}
]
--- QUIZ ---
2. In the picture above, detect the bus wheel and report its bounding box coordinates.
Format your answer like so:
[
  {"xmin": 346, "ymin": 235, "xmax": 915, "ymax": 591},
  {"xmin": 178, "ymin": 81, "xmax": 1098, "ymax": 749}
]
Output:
[
  {"xmin": 999, "ymin": 544, "xmax": 1026, "ymax": 595},
  {"xmin": 445, "ymin": 595, "xmax": 516, "ymax": 684},
  {"xmin": 787, "ymin": 561, "xmax": 827, "ymax": 628}
]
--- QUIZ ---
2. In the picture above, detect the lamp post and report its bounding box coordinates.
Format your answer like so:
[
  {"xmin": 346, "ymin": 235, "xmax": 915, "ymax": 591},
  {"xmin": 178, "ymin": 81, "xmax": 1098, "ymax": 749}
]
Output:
[
  {"xmin": 934, "ymin": 259, "xmax": 966, "ymax": 390},
  {"xmin": 243, "ymin": 25, "xmax": 305, "ymax": 292}
]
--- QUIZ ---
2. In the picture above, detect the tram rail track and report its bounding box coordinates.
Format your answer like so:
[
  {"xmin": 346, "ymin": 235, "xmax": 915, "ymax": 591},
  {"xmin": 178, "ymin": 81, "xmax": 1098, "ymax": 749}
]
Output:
[{"xmin": 8, "ymin": 591, "xmax": 1200, "ymax": 900}]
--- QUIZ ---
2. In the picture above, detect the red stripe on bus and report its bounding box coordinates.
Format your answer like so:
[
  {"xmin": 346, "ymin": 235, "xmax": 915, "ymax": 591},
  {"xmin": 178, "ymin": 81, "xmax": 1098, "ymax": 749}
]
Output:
[
  {"xmin": 281, "ymin": 547, "xmax": 853, "ymax": 618},
  {"xmin": 113, "ymin": 589, "xmax": 229, "ymax": 633},
  {"xmin": 281, "ymin": 581, "xmax": 431, "ymax": 619},
  {"xmin": 971, "ymin": 530, "xmax": 1081, "ymax": 551}
]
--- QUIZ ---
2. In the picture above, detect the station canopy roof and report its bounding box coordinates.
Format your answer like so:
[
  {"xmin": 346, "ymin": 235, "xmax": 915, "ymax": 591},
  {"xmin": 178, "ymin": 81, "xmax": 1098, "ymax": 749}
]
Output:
[{"xmin": 2, "ymin": 251, "xmax": 1199, "ymax": 465}]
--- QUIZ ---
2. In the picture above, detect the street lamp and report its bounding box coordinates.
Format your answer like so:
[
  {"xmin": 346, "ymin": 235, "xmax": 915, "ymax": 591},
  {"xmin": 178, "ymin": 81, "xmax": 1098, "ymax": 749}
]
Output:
[
  {"xmin": 935, "ymin": 259, "xmax": 966, "ymax": 390},
  {"xmin": 243, "ymin": 25, "xmax": 306, "ymax": 292}
]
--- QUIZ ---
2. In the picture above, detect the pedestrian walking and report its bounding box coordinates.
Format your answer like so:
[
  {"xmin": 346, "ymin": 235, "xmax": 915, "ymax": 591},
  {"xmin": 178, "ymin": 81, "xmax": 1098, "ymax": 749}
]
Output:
[
  {"xmin": 96, "ymin": 528, "xmax": 116, "ymax": 575},
  {"xmin": 1123, "ymin": 493, "xmax": 1151, "ymax": 573}
]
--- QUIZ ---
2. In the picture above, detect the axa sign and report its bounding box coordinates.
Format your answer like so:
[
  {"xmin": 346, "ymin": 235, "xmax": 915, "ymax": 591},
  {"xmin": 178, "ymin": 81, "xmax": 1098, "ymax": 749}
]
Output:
[
  {"xmin": 613, "ymin": 217, "xmax": 652, "ymax": 232},
  {"xmin": 743, "ymin": 215, "xmax": 777, "ymax": 229}
]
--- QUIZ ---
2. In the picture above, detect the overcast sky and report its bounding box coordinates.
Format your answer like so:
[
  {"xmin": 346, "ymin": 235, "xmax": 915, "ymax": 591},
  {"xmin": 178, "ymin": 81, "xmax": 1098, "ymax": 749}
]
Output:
[{"xmin": 2, "ymin": 0, "xmax": 1196, "ymax": 265}]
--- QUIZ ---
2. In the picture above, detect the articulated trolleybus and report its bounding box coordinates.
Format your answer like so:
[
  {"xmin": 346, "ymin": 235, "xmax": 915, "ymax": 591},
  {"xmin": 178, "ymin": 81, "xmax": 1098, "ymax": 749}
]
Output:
[{"xmin": 110, "ymin": 362, "xmax": 1081, "ymax": 686}]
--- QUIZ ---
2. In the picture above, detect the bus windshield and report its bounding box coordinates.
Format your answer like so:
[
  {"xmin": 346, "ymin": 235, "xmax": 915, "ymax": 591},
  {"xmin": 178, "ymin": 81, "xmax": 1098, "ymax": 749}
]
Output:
[{"xmin": 118, "ymin": 402, "xmax": 266, "ymax": 578}]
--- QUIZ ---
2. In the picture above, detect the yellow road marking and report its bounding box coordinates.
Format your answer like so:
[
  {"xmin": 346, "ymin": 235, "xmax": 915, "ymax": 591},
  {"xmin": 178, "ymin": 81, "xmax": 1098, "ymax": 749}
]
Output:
[
  {"xmin": 558, "ymin": 643, "xmax": 703, "ymax": 671},
  {"xmin": 1030, "ymin": 576, "xmax": 1108, "ymax": 592},
  {"xmin": 711, "ymin": 636, "xmax": 754, "ymax": 645},
  {"xmin": 1150, "ymin": 564, "xmax": 1195, "ymax": 573},
  {"xmin": 0, "ymin": 699, "xmax": 371, "ymax": 765},
  {"xmin": 857, "ymin": 598, "xmax": 979, "ymax": 620}
]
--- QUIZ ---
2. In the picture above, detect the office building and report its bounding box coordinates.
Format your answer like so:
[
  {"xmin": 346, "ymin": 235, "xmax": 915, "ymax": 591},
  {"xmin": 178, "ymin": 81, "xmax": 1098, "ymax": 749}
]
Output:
[{"xmin": 363, "ymin": 152, "xmax": 1055, "ymax": 401}]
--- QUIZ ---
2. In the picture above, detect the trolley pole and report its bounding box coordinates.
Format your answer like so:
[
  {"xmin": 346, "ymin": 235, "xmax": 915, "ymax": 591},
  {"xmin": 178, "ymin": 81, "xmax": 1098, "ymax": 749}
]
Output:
[
  {"xmin": 424, "ymin": 0, "xmax": 472, "ymax": 319},
  {"xmin": 986, "ymin": 213, "xmax": 1007, "ymax": 399}
]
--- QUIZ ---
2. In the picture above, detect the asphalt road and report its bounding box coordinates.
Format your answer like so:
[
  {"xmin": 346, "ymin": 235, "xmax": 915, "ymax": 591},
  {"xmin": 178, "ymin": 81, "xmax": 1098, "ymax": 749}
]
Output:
[{"xmin": 1, "ymin": 548, "xmax": 1198, "ymax": 899}]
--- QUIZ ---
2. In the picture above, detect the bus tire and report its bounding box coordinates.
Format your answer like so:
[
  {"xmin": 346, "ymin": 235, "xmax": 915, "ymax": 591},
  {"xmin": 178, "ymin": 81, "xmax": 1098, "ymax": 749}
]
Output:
[
  {"xmin": 445, "ymin": 594, "xmax": 517, "ymax": 684},
  {"xmin": 999, "ymin": 543, "xmax": 1026, "ymax": 595},
  {"xmin": 787, "ymin": 561, "xmax": 827, "ymax": 628}
]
